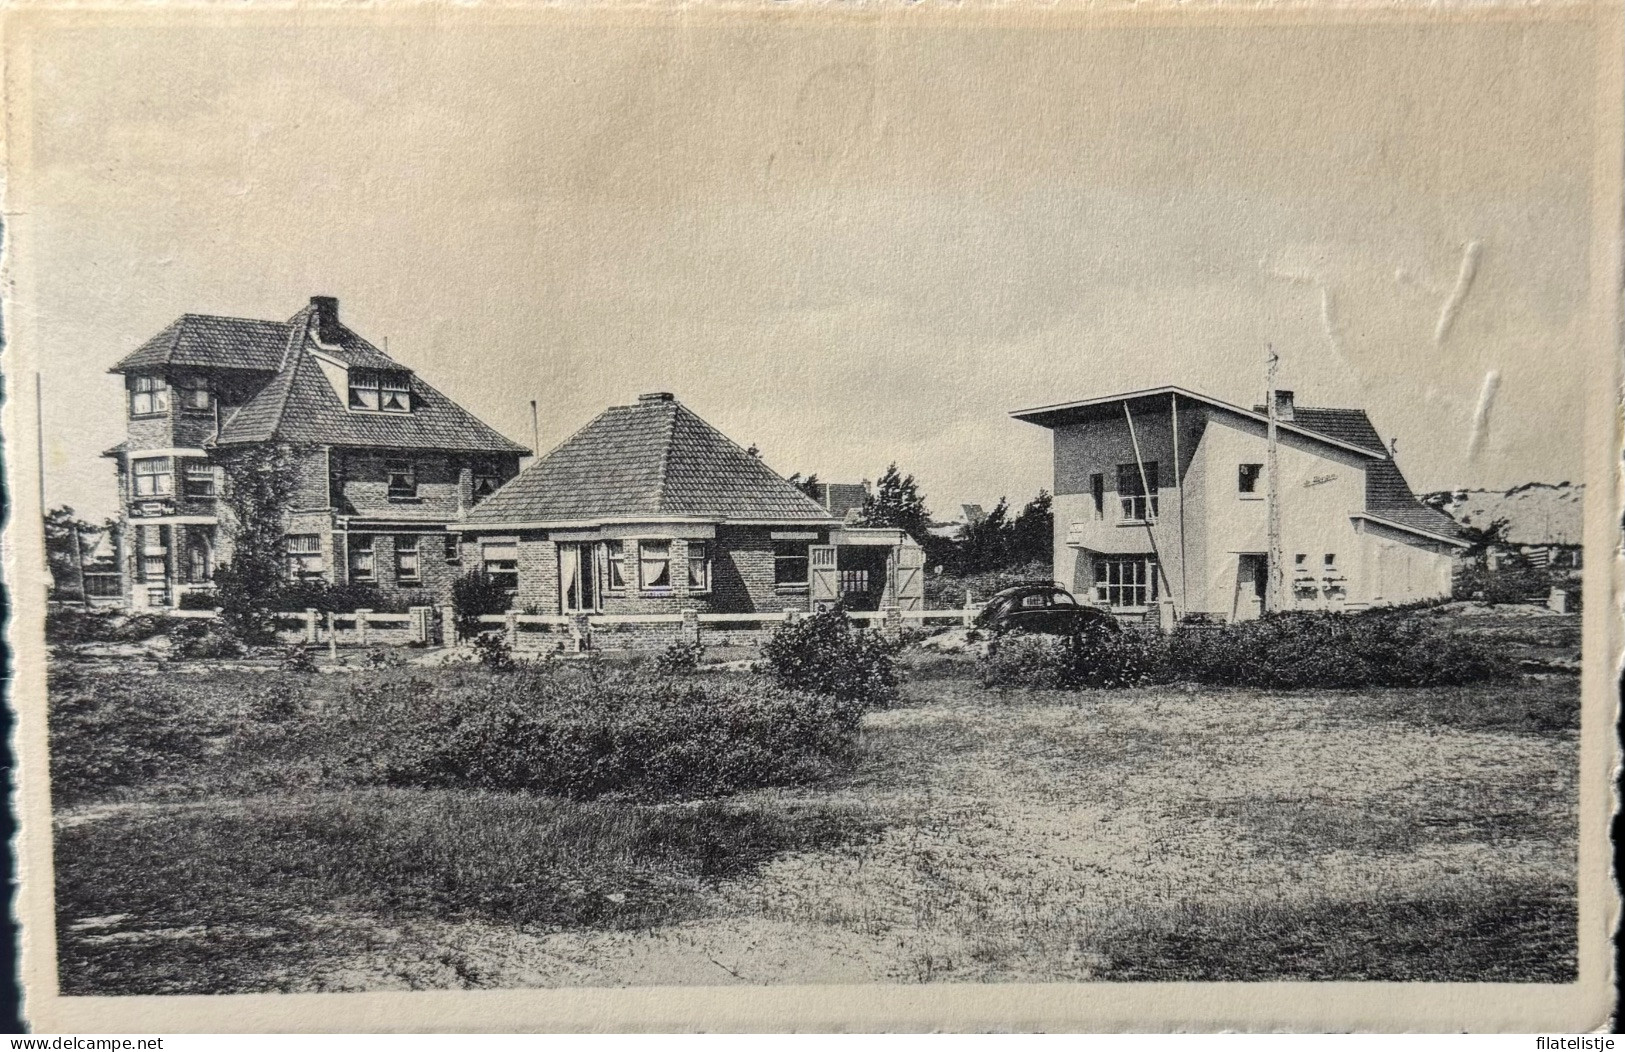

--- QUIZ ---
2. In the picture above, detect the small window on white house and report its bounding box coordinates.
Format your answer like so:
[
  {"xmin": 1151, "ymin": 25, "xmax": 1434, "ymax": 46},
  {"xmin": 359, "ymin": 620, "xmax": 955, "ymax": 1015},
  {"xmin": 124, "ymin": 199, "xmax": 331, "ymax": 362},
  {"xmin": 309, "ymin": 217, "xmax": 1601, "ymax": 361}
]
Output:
[
  {"xmin": 1238, "ymin": 463, "xmax": 1263, "ymax": 494},
  {"xmin": 349, "ymin": 370, "xmax": 412, "ymax": 413},
  {"xmin": 604, "ymin": 541, "xmax": 627, "ymax": 591},
  {"xmin": 482, "ymin": 540, "xmax": 518, "ymax": 593},
  {"xmin": 349, "ymin": 536, "xmax": 376, "ymax": 581},
  {"xmin": 183, "ymin": 460, "xmax": 216, "ymax": 498},
  {"xmin": 132, "ymin": 457, "xmax": 174, "ymax": 497},
  {"xmin": 284, "ymin": 534, "xmax": 324, "ymax": 579},
  {"xmin": 687, "ymin": 542, "xmax": 711, "ymax": 593},
  {"xmin": 130, "ymin": 375, "xmax": 169, "ymax": 417},
  {"xmin": 444, "ymin": 534, "xmax": 460, "ymax": 564},
  {"xmin": 386, "ymin": 459, "xmax": 416, "ymax": 498},
  {"xmin": 395, "ymin": 536, "xmax": 421, "ymax": 584},
  {"xmin": 639, "ymin": 541, "xmax": 672, "ymax": 590}
]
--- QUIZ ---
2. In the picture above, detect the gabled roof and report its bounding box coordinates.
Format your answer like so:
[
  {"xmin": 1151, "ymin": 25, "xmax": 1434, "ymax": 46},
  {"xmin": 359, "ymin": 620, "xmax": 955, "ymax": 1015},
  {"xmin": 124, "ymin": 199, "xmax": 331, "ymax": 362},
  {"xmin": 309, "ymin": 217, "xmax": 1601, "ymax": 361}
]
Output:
[
  {"xmin": 1011, "ymin": 384, "xmax": 1464, "ymax": 542},
  {"xmin": 112, "ymin": 314, "xmax": 292, "ymax": 373},
  {"xmin": 463, "ymin": 394, "xmax": 838, "ymax": 527}
]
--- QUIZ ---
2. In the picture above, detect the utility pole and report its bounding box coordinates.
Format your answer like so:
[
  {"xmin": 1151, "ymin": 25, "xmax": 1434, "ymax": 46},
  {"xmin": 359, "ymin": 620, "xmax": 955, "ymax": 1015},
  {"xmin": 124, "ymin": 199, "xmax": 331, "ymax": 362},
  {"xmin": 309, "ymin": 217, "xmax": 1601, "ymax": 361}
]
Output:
[{"xmin": 1264, "ymin": 345, "xmax": 1286, "ymax": 614}]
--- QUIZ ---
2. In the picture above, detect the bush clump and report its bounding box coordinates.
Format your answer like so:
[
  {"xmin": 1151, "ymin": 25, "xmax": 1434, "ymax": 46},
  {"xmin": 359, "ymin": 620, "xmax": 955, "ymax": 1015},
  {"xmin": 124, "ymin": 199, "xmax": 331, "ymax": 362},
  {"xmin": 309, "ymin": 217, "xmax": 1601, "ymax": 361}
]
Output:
[
  {"xmin": 978, "ymin": 627, "xmax": 1158, "ymax": 690},
  {"xmin": 165, "ymin": 619, "xmax": 246, "ymax": 660},
  {"xmin": 369, "ymin": 668, "xmax": 863, "ymax": 800},
  {"xmin": 452, "ymin": 571, "xmax": 512, "ymax": 642},
  {"xmin": 653, "ymin": 640, "xmax": 707, "ymax": 676},
  {"xmin": 760, "ymin": 608, "xmax": 903, "ymax": 709},
  {"xmin": 976, "ymin": 609, "xmax": 1509, "ymax": 691},
  {"xmin": 271, "ymin": 580, "xmax": 410, "ymax": 615}
]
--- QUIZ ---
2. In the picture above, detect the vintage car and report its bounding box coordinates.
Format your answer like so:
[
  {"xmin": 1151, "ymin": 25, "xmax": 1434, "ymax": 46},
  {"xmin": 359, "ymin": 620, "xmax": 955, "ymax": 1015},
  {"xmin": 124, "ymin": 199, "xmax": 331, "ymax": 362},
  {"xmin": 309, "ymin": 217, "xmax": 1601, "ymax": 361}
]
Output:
[{"xmin": 973, "ymin": 584, "xmax": 1122, "ymax": 637}]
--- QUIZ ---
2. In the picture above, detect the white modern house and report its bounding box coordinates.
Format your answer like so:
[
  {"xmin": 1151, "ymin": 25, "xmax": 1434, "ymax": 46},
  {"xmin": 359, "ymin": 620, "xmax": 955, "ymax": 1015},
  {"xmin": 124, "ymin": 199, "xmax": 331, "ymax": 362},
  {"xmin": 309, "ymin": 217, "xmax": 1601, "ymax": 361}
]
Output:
[{"xmin": 1012, "ymin": 386, "xmax": 1468, "ymax": 622}]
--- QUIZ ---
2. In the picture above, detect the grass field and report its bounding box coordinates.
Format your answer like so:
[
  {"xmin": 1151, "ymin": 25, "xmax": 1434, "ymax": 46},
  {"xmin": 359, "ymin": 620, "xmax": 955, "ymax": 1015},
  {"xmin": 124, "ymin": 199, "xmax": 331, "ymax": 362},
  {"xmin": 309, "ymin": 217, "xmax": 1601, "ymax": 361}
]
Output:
[{"xmin": 51, "ymin": 614, "xmax": 1580, "ymax": 992}]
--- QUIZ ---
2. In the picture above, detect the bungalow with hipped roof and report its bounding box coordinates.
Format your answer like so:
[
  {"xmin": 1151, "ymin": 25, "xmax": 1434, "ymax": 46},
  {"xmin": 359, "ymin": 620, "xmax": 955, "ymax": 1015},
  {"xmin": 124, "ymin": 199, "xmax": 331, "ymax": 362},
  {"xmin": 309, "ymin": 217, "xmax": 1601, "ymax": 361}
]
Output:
[{"xmin": 454, "ymin": 393, "xmax": 925, "ymax": 619}]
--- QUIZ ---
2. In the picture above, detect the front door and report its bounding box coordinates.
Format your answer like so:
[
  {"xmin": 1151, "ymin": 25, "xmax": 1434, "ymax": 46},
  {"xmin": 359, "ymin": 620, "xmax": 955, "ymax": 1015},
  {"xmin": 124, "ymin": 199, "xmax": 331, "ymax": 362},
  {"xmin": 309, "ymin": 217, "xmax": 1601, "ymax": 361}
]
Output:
[
  {"xmin": 1233, "ymin": 554, "xmax": 1267, "ymax": 621},
  {"xmin": 559, "ymin": 542, "xmax": 597, "ymax": 613}
]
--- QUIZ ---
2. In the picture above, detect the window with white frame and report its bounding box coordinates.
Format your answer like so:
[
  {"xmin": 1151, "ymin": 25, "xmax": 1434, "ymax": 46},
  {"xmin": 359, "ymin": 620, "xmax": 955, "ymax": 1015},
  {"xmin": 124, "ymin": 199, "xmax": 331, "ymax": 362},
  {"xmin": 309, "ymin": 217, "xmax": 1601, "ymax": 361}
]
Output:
[
  {"xmin": 482, "ymin": 540, "xmax": 518, "ymax": 593},
  {"xmin": 444, "ymin": 534, "xmax": 460, "ymax": 564},
  {"xmin": 639, "ymin": 540, "xmax": 672, "ymax": 590},
  {"xmin": 1094, "ymin": 555, "xmax": 1158, "ymax": 609},
  {"xmin": 774, "ymin": 541, "xmax": 809, "ymax": 589},
  {"xmin": 348, "ymin": 370, "xmax": 412, "ymax": 413},
  {"xmin": 1115, "ymin": 461, "xmax": 1159, "ymax": 521},
  {"xmin": 129, "ymin": 375, "xmax": 169, "ymax": 417},
  {"xmin": 284, "ymin": 534, "xmax": 324, "ymax": 580},
  {"xmin": 604, "ymin": 540, "xmax": 627, "ymax": 591},
  {"xmin": 687, "ymin": 542, "xmax": 711, "ymax": 593},
  {"xmin": 386, "ymin": 459, "xmax": 417, "ymax": 498},
  {"xmin": 132, "ymin": 457, "xmax": 174, "ymax": 497},
  {"xmin": 349, "ymin": 535, "xmax": 376, "ymax": 581},
  {"xmin": 176, "ymin": 375, "xmax": 213, "ymax": 412},
  {"xmin": 395, "ymin": 535, "xmax": 421, "ymax": 583},
  {"xmin": 183, "ymin": 460, "xmax": 216, "ymax": 498}
]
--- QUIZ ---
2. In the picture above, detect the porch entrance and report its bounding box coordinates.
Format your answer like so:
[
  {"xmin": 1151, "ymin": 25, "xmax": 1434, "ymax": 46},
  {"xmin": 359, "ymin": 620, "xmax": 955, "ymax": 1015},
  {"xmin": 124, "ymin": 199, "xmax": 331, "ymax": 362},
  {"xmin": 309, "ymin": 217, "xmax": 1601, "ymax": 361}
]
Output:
[{"xmin": 1232, "ymin": 553, "xmax": 1267, "ymax": 621}]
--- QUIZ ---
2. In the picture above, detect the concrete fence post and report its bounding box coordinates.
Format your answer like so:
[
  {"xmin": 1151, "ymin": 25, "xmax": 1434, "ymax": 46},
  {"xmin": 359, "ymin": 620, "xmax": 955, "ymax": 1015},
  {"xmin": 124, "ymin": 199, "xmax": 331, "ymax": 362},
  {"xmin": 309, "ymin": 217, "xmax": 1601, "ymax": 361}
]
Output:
[
  {"xmin": 570, "ymin": 613, "xmax": 592, "ymax": 653},
  {"xmin": 356, "ymin": 609, "xmax": 371, "ymax": 645},
  {"xmin": 963, "ymin": 591, "xmax": 976, "ymax": 627},
  {"xmin": 441, "ymin": 605, "xmax": 457, "ymax": 646},
  {"xmin": 783, "ymin": 608, "xmax": 798, "ymax": 626},
  {"xmin": 1159, "ymin": 600, "xmax": 1177, "ymax": 634},
  {"xmin": 505, "ymin": 610, "xmax": 520, "ymax": 647},
  {"xmin": 409, "ymin": 606, "xmax": 430, "ymax": 644},
  {"xmin": 305, "ymin": 608, "xmax": 319, "ymax": 644},
  {"xmin": 326, "ymin": 610, "xmax": 337, "ymax": 661},
  {"xmin": 882, "ymin": 605, "xmax": 903, "ymax": 639},
  {"xmin": 681, "ymin": 608, "xmax": 700, "ymax": 645}
]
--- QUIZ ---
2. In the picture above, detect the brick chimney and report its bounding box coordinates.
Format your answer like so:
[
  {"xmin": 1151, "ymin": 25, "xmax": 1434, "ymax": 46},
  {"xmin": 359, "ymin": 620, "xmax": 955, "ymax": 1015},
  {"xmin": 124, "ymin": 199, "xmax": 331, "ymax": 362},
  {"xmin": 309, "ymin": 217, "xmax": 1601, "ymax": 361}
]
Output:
[
  {"xmin": 310, "ymin": 296, "xmax": 343, "ymax": 345},
  {"xmin": 1273, "ymin": 389, "xmax": 1295, "ymax": 422}
]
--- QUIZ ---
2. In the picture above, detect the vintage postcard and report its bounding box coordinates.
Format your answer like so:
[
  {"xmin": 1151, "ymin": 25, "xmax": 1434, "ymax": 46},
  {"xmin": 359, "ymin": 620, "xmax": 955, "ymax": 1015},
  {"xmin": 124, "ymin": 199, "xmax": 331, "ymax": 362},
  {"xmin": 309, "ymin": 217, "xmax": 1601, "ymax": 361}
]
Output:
[{"xmin": 3, "ymin": 2, "xmax": 1620, "ymax": 1033}]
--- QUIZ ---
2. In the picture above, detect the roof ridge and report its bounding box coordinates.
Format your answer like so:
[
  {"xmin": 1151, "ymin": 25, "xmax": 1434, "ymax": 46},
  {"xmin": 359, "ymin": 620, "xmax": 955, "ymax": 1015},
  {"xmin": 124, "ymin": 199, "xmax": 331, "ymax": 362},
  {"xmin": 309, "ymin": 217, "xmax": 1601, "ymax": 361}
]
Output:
[
  {"xmin": 180, "ymin": 311, "xmax": 286, "ymax": 326},
  {"xmin": 650, "ymin": 401, "xmax": 681, "ymax": 514}
]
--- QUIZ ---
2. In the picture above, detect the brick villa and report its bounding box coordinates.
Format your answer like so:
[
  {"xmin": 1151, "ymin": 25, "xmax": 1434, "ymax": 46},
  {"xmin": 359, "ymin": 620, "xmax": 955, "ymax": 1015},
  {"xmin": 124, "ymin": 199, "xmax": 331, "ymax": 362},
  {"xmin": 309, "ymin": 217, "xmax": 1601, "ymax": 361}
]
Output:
[{"xmin": 106, "ymin": 296, "xmax": 528, "ymax": 609}]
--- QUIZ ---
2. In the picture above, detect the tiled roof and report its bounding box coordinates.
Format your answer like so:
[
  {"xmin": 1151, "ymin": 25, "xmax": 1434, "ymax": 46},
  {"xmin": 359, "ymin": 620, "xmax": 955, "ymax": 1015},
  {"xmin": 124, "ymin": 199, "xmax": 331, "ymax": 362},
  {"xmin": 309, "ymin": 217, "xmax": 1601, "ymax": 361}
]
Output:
[
  {"xmin": 1284, "ymin": 406, "xmax": 1465, "ymax": 540},
  {"xmin": 216, "ymin": 347, "xmax": 527, "ymax": 454},
  {"xmin": 112, "ymin": 314, "xmax": 291, "ymax": 373},
  {"xmin": 464, "ymin": 395, "xmax": 838, "ymax": 526}
]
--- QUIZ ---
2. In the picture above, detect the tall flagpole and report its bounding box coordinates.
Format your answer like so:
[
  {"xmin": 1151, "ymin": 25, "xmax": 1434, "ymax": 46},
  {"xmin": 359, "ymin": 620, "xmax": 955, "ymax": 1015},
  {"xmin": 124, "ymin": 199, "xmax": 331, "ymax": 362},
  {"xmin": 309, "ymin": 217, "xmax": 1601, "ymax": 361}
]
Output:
[{"xmin": 1264, "ymin": 345, "xmax": 1286, "ymax": 614}]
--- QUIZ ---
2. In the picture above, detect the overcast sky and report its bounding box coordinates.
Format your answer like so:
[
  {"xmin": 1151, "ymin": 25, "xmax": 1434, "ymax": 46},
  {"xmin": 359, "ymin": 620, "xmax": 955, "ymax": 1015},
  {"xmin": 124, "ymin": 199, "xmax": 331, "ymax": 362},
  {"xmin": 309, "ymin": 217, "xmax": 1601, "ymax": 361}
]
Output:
[{"xmin": 13, "ymin": 13, "xmax": 1598, "ymax": 523}]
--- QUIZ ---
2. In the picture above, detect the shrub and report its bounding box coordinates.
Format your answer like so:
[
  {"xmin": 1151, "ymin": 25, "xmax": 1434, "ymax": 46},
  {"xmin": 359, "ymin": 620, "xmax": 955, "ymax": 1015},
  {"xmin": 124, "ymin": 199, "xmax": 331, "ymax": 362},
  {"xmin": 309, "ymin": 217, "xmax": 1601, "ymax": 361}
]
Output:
[
  {"xmin": 176, "ymin": 591, "xmax": 220, "ymax": 611},
  {"xmin": 975, "ymin": 610, "xmax": 1510, "ymax": 691},
  {"xmin": 473, "ymin": 632, "xmax": 514, "ymax": 671},
  {"xmin": 653, "ymin": 640, "xmax": 706, "ymax": 676},
  {"xmin": 452, "ymin": 571, "xmax": 512, "ymax": 641},
  {"xmin": 279, "ymin": 646, "xmax": 318, "ymax": 674},
  {"xmin": 165, "ymin": 619, "xmax": 246, "ymax": 660},
  {"xmin": 978, "ymin": 626, "xmax": 1158, "ymax": 690},
  {"xmin": 761, "ymin": 608, "xmax": 902, "ymax": 709},
  {"xmin": 369, "ymin": 668, "xmax": 863, "ymax": 800}
]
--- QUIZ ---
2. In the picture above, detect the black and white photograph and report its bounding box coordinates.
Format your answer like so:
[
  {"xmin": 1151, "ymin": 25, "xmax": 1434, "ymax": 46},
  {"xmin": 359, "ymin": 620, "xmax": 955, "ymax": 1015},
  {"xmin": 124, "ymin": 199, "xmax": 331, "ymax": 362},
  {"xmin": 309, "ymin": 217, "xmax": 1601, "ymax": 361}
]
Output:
[{"xmin": 3, "ymin": 4, "xmax": 1619, "ymax": 1033}]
